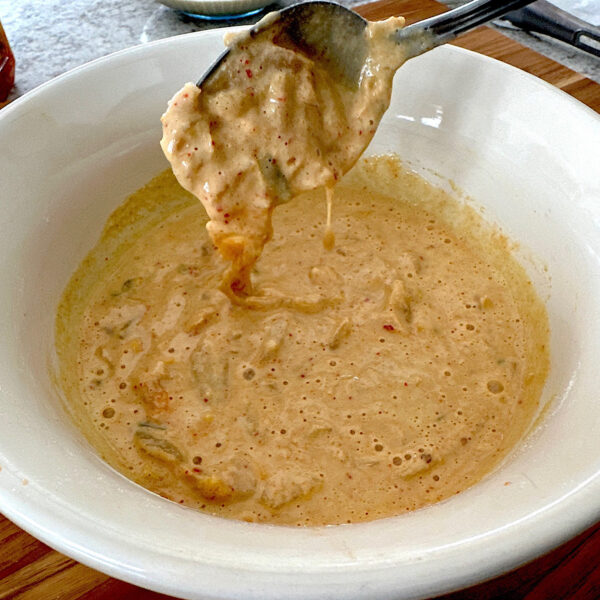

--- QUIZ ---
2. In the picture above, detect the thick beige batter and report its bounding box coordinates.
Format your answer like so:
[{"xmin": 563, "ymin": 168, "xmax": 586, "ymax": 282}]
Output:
[
  {"xmin": 161, "ymin": 16, "xmax": 405, "ymax": 298},
  {"xmin": 56, "ymin": 156, "xmax": 549, "ymax": 526}
]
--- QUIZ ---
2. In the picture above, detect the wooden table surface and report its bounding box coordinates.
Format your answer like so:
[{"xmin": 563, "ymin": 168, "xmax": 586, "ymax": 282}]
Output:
[{"xmin": 1, "ymin": 0, "xmax": 599, "ymax": 598}]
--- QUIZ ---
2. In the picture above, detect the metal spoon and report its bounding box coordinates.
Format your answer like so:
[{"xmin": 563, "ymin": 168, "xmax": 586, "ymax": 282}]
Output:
[{"xmin": 197, "ymin": 0, "xmax": 537, "ymax": 89}]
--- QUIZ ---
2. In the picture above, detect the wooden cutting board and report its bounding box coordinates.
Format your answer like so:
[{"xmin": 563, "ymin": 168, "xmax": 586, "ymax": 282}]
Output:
[{"xmin": 1, "ymin": 1, "xmax": 599, "ymax": 598}]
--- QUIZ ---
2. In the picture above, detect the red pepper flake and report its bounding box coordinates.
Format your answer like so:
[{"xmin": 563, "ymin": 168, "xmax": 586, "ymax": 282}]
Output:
[
  {"xmin": 183, "ymin": 93, "xmax": 189, "ymax": 98},
  {"xmin": 224, "ymin": 213, "xmax": 230, "ymax": 218},
  {"xmin": 383, "ymin": 324, "xmax": 395, "ymax": 331},
  {"xmin": 231, "ymin": 279, "xmax": 246, "ymax": 294},
  {"xmin": 192, "ymin": 467, "xmax": 201, "ymax": 473},
  {"xmin": 245, "ymin": 59, "xmax": 250, "ymax": 65},
  {"xmin": 203, "ymin": 398, "xmax": 209, "ymax": 403},
  {"xmin": 404, "ymin": 382, "xmax": 408, "ymax": 387},
  {"xmin": 246, "ymin": 69, "xmax": 253, "ymax": 78},
  {"xmin": 211, "ymin": 141, "xmax": 215, "ymax": 146}
]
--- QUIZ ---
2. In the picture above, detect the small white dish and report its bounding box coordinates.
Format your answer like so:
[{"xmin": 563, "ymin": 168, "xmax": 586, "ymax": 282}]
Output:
[
  {"xmin": 0, "ymin": 26, "xmax": 599, "ymax": 600},
  {"xmin": 158, "ymin": 0, "xmax": 272, "ymax": 19}
]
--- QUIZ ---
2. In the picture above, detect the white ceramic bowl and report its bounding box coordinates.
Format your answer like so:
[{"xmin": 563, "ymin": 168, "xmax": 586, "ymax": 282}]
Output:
[{"xmin": 0, "ymin": 28, "xmax": 599, "ymax": 600}]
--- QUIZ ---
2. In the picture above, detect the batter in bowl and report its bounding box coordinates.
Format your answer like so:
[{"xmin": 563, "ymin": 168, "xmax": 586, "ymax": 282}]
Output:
[{"xmin": 56, "ymin": 156, "xmax": 549, "ymax": 526}]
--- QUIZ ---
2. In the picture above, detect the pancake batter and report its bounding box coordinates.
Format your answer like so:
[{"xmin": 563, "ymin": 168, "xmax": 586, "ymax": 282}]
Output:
[
  {"xmin": 56, "ymin": 156, "xmax": 549, "ymax": 526},
  {"xmin": 160, "ymin": 15, "xmax": 405, "ymax": 299}
]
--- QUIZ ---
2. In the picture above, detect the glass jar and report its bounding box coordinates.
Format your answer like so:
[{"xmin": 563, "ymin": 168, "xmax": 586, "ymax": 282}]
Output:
[{"xmin": 0, "ymin": 20, "xmax": 15, "ymax": 104}]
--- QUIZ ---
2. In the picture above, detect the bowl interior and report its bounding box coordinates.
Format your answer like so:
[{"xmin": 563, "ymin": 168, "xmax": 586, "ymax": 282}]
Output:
[{"xmin": 0, "ymin": 30, "xmax": 599, "ymax": 600}]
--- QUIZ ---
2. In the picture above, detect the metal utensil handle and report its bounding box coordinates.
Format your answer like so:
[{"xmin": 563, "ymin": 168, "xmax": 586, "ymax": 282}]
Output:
[
  {"xmin": 503, "ymin": 0, "xmax": 600, "ymax": 58},
  {"xmin": 397, "ymin": 0, "xmax": 536, "ymax": 59}
]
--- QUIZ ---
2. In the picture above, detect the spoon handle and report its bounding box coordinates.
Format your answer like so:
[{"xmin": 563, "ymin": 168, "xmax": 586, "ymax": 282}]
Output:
[
  {"xmin": 396, "ymin": 0, "xmax": 536, "ymax": 59},
  {"xmin": 502, "ymin": 0, "xmax": 600, "ymax": 58}
]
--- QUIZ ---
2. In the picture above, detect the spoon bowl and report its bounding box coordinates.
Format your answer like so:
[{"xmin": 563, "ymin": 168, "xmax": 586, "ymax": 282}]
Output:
[
  {"xmin": 198, "ymin": 1, "xmax": 368, "ymax": 88},
  {"xmin": 198, "ymin": 0, "xmax": 537, "ymax": 89}
]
